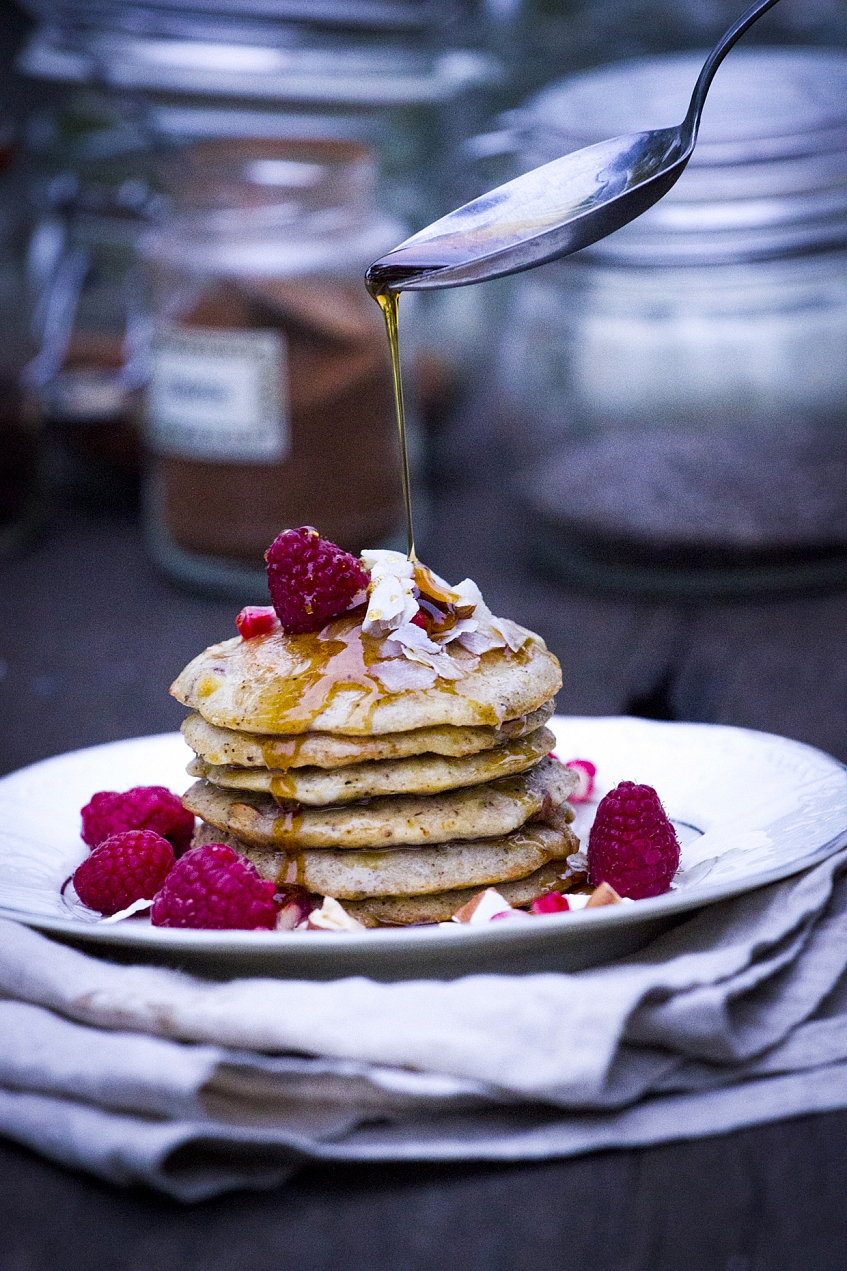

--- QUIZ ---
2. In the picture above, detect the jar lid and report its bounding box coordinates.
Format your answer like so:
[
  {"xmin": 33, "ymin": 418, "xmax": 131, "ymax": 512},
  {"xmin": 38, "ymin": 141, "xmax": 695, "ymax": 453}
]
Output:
[
  {"xmin": 17, "ymin": 0, "xmax": 456, "ymax": 35},
  {"xmin": 514, "ymin": 49, "xmax": 847, "ymax": 263},
  {"xmin": 19, "ymin": 25, "xmax": 497, "ymax": 105},
  {"xmin": 524, "ymin": 50, "xmax": 847, "ymax": 152}
]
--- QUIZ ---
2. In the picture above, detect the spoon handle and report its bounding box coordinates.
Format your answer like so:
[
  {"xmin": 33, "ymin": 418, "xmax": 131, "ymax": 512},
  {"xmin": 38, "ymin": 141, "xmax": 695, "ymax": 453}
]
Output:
[{"xmin": 684, "ymin": 0, "xmax": 782, "ymax": 135}]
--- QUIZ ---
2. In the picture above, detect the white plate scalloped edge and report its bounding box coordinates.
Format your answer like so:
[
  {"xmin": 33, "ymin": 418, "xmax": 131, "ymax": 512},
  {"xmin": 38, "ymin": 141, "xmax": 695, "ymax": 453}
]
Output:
[{"xmin": 1, "ymin": 717, "xmax": 846, "ymax": 961}]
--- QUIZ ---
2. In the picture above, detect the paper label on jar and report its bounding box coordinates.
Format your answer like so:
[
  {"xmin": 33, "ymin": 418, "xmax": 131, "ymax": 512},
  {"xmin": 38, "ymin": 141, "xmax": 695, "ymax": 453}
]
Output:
[{"xmin": 147, "ymin": 327, "xmax": 289, "ymax": 462}]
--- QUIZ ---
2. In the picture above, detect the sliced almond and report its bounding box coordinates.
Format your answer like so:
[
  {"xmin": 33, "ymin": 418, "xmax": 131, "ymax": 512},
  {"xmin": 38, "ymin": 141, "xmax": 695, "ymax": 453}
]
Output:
[
  {"xmin": 452, "ymin": 887, "xmax": 512, "ymax": 924},
  {"xmin": 585, "ymin": 881, "xmax": 624, "ymax": 908}
]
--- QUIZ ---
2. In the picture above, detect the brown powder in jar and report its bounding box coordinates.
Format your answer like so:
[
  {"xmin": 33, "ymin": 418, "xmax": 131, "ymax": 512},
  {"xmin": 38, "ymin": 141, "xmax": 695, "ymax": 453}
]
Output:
[{"xmin": 156, "ymin": 276, "xmax": 402, "ymax": 561}]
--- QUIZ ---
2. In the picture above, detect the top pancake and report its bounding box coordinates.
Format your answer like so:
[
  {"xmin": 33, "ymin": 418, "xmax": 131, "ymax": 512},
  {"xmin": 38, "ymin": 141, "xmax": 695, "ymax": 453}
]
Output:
[{"xmin": 171, "ymin": 613, "xmax": 562, "ymax": 736}]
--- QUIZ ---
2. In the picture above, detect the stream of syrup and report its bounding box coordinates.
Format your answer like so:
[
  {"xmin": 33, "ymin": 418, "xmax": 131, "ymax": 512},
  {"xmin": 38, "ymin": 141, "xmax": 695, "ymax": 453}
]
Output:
[
  {"xmin": 365, "ymin": 260, "xmax": 447, "ymax": 561},
  {"xmin": 373, "ymin": 288, "xmax": 415, "ymax": 560}
]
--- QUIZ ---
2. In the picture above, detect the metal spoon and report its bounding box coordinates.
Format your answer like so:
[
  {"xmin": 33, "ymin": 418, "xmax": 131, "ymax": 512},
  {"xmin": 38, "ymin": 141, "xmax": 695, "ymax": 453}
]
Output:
[{"xmin": 366, "ymin": 0, "xmax": 782, "ymax": 294}]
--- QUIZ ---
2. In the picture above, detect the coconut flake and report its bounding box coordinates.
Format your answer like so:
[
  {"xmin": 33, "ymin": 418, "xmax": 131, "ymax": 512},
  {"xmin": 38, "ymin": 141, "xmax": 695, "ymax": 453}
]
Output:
[
  {"xmin": 361, "ymin": 548, "xmax": 414, "ymax": 581},
  {"xmin": 457, "ymin": 629, "xmax": 504, "ymax": 656},
  {"xmin": 449, "ymin": 580, "xmax": 528, "ymax": 655},
  {"xmin": 362, "ymin": 573, "xmax": 418, "ymax": 636},
  {"xmin": 452, "ymin": 578, "xmax": 483, "ymax": 609},
  {"xmin": 403, "ymin": 646, "xmax": 469, "ymax": 681},
  {"xmin": 380, "ymin": 620, "xmax": 475, "ymax": 682},
  {"xmin": 371, "ymin": 659, "xmax": 438, "ymax": 692},
  {"xmin": 492, "ymin": 615, "xmax": 530, "ymax": 653},
  {"xmin": 389, "ymin": 622, "xmax": 442, "ymax": 654},
  {"xmin": 306, "ymin": 896, "xmax": 366, "ymax": 932},
  {"xmin": 99, "ymin": 897, "xmax": 154, "ymax": 924},
  {"xmin": 358, "ymin": 551, "xmax": 526, "ymax": 682},
  {"xmin": 439, "ymin": 617, "xmax": 478, "ymax": 642}
]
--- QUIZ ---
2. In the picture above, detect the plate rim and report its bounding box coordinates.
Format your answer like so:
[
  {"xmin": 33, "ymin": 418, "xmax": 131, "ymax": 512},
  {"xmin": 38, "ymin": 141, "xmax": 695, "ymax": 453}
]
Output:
[{"xmin": 1, "ymin": 717, "xmax": 846, "ymax": 957}]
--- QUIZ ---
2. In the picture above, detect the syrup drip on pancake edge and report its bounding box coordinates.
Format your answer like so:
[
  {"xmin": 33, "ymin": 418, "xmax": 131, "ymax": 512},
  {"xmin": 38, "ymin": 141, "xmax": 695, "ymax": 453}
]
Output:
[
  {"xmin": 252, "ymin": 613, "xmax": 391, "ymax": 735},
  {"xmin": 246, "ymin": 613, "xmax": 510, "ymax": 737},
  {"xmin": 260, "ymin": 735, "xmax": 311, "ymax": 771}
]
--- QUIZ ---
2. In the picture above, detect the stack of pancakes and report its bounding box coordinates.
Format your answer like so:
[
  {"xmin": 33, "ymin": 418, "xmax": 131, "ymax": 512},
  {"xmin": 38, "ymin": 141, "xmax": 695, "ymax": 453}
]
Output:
[{"xmin": 171, "ymin": 611, "xmax": 582, "ymax": 926}]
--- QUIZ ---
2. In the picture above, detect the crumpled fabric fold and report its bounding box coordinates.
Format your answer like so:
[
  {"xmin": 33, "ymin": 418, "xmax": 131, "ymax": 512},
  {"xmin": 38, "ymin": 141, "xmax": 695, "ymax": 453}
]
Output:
[{"xmin": 2, "ymin": 845, "xmax": 847, "ymax": 1199}]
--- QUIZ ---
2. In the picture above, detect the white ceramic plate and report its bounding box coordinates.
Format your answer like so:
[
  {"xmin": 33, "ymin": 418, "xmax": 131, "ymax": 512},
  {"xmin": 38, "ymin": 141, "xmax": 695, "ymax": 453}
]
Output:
[{"xmin": 1, "ymin": 717, "xmax": 846, "ymax": 979}]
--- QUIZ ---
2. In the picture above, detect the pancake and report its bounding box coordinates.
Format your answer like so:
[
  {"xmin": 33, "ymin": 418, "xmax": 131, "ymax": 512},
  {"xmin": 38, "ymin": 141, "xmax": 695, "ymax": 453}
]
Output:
[
  {"xmin": 188, "ymin": 726, "xmax": 556, "ymax": 804},
  {"xmin": 345, "ymin": 857, "xmax": 587, "ymax": 926},
  {"xmin": 193, "ymin": 819, "xmax": 579, "ymax": 899},
  {"xmin": 170, "ymin": 612, "xmax": 561, "ymax": 736},
  {"xmin": 180, "ymin": 701, "xmax": 555, "ymax": 769},
  {"xmin": 183, "ymin": 756, "xmax": 576, "ymax": 850}
]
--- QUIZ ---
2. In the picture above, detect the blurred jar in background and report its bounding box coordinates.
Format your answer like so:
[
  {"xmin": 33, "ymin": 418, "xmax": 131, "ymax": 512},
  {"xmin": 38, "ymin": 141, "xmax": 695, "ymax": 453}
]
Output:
[
  {"xmin": 24, "ymin": 94, "xmax": 163, "ymax": 505},
  {"xmin": 16, "ymin": 3, "xmax": 502, "ymax": 516},
  {"xmin": 0, "ymin": 123, "xmax": 42, "ymax": 554},
  {"xmin": 141, "ymin": 138, "xmax": 407, "ymax": 597},
  {"xmin": 17, "ymin": 2, "xmax": 498, "ymax": 237},
  {"xmin": 490, "ymin": 0, "xmax": 847, "ymax": 106},
  {"xmin": 494, "ymin": 49, "xmax": 847, "ymax": 596}
]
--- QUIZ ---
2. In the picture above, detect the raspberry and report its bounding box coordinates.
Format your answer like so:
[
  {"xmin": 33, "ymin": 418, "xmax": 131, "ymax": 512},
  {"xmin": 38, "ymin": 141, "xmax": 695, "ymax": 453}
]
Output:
[
  {"xmin": 587, "ymin": 781, "xmax": 680, "ymax": 899},
  {"xmin": 73, "ymin": 830, "xmax": 174, "ymax": 916},
  {"xmin": 81, "ymin": 786, "xmax": 195, "ymax": 856},
  {"xmin": 531, "ymin": 892, "xmax": 571, "ymax": 914},
  {"xmin": 274, "ymin": 883, "xmax": 319, "ymax": 930},
  {"xmin": 236, "ymin": 605, "xmax": 279, "ymax": 639},
  {"xmin": 151, "ymin": 843, "xmax": 279, "ymax": 930},
  {"xmin": 265, "ymin": 527, "xmax": 368, "ymax": 634},
  {"xmin": 565, "ymin": 758, "xmax": 597, "ymax": 804}
]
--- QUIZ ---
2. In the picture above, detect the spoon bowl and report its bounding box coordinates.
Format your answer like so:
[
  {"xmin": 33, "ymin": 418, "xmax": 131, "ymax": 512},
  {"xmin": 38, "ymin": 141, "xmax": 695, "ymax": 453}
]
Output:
[{"xmin": 366, "ymin": 0, "xmax": 782, "ymax": 293}]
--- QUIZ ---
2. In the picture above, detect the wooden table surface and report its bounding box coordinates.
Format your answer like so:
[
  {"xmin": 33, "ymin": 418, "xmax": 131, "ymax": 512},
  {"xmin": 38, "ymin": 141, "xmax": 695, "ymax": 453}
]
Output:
[{"xmin": 2, "ymin": 479, "xmax": 847, "ymax": 1270}]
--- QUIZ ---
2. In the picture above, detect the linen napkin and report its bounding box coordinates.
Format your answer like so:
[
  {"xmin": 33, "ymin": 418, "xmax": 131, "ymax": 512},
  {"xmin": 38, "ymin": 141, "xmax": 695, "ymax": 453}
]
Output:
[{"xmin": 3, "ymin": 846, "xmax": 847, "ymax": 1200}]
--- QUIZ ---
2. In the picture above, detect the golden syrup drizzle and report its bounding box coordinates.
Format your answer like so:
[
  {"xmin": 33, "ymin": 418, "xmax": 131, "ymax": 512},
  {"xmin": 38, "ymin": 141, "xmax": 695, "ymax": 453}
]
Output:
[
  {"xmin": 275, "ymin": 852, "xmax": 307, "ymax": 887},
  {"xmin": 269, "ymin": 772, "xmax": 298, "ymax": 801},
  {"xmin": 415, "ymin": 594, "xmax": 459, "ymax": 636},
  {"xmin": 372, "ymin": 288, "xmax": 415, "ymax": 561},
  {"xmin": 254, "ymin": 614, "xmax": 387, "ymax": 734},
  {"xmin": 270, "ymin": 802, "xmax": 304, "ymax": 847},
  {"xmin": 412, "ymin": 561, "xmax": 474, "ymax": 615},
  {"xmin": 260, "ymin": 736, "xmax": 309, "ymax": 771}
]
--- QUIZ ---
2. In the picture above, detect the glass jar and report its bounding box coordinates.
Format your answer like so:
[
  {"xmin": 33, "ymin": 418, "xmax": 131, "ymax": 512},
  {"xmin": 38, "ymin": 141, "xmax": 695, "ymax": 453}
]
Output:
[
  {"xmin": 17, "ymin": 4, "xmax": 499, "ymax": 233},
  {"xmin": 494, "ymin": 49, "xmax": 847, "ymax": 595},
  {"xmin": 482, "ymin": 0, "xmax": 847, "ymax": 108},
  {"xmin": 502, "ymin": 252, "xmax": 847, "ymax": 447},
  {"xmin": 17, "ymin": 6, "xmax": 502, "ymax": 513},
  {"xmin": 23, "ymin": 93, "xmax": 164, "ymax": 503},
  {"xmin": 141, "ymin": 137, "xmax": 408, "ymax": 597}
]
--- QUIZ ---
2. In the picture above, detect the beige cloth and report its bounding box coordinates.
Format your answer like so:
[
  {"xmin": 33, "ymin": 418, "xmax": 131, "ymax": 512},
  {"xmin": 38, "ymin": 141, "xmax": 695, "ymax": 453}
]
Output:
[{"xmin": 2, "ymin": 848, "xmax": 847, "ymax": 1200}]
